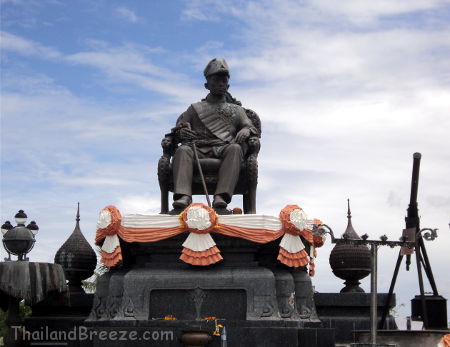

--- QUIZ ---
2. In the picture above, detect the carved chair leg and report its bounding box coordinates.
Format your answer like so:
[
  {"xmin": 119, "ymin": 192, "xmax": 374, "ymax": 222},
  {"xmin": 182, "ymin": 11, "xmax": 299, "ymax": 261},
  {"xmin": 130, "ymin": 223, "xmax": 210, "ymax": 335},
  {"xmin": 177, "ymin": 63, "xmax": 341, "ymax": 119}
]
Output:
[
  {"xmin": 243, "ymin": 194, "xmax": 249, "ymax": 214},
  {"xmin": 248, "ymin": 183, "xmax": 257, "ymax": 214},
  {"xmin": 160, "ymin": 184, "xmax": 169, "ymax": 214}
]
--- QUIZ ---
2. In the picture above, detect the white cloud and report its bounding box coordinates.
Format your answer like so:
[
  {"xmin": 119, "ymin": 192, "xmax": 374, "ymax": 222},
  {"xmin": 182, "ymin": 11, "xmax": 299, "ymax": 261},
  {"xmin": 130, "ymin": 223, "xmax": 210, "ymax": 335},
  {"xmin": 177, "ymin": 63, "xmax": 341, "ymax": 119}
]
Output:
[
  {"xmin": 312, "ymin": 0, "xmax": 449, "ymax": 25},
  {"xmin": 116, "ymin": 194, "xmax": 161, "ymax": 215},
  {"xmin": 55, "ymin": 177, "xmax": 137, "ymax": 186},
  {"xmin": 387, "ymin": 191, "xmax": 402, "ymax": 207},
  {"xmin": 0, "ymin": 31, "xmax": 61, "ymax": 59},
  {"xmin": 65, "ymin": 45, "xmax": 200, "ymax": 102},
  {"xmin": 181, "ymin": 0, "xmax": 227, "ymax": 22},
  {"xmin": 0, "ymin": 31, "xmax": 200, "ymax": 104},
  {"xmin": 183, "ymin": 0, "xmax": 450, "ymax": 27},
  {"xmin": 115, "ymin": 7, "xmax": 139, "ymax": 23},
  {"xmin": 1, "ymin": 0, "xmax": 23, "ymax": 4}
]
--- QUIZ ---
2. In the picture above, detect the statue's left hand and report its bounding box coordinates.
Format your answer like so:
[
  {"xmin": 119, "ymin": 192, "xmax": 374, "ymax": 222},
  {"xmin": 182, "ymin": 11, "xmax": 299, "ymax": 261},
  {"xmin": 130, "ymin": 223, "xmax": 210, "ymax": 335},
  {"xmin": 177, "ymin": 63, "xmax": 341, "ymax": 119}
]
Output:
[{"xmin": 235, "ymin": 128, "xmax": 250, "ymax": 143}]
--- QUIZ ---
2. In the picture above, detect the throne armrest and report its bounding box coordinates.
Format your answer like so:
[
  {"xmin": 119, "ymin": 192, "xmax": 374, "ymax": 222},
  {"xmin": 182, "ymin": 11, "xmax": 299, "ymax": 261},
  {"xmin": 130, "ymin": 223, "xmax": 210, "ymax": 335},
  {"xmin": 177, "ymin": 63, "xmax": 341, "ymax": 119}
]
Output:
[
  {"xmin": 158, "ymin": 135, "xmax": 176, "ymax": 186},
  {"xmin": 161, "ymin": 135, "xmax": 177, "ymax": 157},
  {"xmin": 246, "ymin": 136, "xmax": 261, "ymax": 157},
  {"xmin": 245, "ymin": 136, "xmax": 260, "ymax": 185}
]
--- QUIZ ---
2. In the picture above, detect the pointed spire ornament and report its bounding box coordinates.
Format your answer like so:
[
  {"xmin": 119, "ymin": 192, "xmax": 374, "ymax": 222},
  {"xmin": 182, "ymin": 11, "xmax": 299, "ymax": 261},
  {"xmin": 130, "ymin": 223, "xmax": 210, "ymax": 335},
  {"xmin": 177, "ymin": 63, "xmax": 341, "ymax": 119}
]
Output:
[
  {"xmin": 54, "ymin": 203, "xmax": 97, "ymax": 293},
  {"xmin": 344, "ymin": 199, "xmax": 361, "ymax": 240}
]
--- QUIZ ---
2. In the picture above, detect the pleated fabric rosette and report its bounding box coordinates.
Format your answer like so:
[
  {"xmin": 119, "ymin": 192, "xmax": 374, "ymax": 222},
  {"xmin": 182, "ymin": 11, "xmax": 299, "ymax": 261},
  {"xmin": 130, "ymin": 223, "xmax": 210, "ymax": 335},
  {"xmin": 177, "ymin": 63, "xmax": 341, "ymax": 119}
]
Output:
[
  {"xmin": 179, "ymin": 203, "xmax": 223, "ymax": 266},
  {"xmin": 278, "ymin": 205, "xmax": 323, "ymax": 275},
  {"xmin": 95, "ymin": 206, "xmax": 123, "ymax": 267}
]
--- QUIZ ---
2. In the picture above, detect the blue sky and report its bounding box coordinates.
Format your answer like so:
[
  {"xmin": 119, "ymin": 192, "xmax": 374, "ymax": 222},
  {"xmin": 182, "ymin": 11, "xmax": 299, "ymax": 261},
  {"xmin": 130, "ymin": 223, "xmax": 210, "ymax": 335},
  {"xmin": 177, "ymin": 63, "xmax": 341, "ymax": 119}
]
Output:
[{"xmin": 1, "ymin": 0, "xmax": 450, "ymax": 319}]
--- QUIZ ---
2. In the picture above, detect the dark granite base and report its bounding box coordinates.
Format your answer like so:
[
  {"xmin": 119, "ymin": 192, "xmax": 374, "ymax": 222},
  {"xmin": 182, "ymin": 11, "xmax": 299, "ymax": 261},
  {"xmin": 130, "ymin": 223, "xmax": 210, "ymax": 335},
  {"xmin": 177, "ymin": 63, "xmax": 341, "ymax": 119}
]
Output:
[
  {"xmin": 82, "ymin": 320, "xmax": 334, "ymax": 347},
  {"xmin": 89, "ymin": 235, "xmax": 322, "ymax": 324},
  {"xmin": 88, "ymin": 266, "xmax": 321, "ymax": 322},
  {"xmin": 24, "ymin": 291, "xmax": 94, "ymax": 347},
  {"xmin": 89, "ymin": 267, "xmax": 282, "ymax": 321},
  {"xmin": 315, "ymin": 292, "xmax": 398, "ymax": 344},
  {"xmin": 81, "ymin": 234, "xmax": 334, "ymax": 346}
]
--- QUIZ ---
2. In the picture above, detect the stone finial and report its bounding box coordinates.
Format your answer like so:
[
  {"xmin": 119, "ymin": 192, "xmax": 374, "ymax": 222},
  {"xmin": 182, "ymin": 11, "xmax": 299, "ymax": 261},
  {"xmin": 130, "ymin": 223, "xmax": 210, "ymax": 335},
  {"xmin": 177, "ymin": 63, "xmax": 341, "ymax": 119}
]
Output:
[
  {"xmin": 54, "ymin": 203, "xmax": 97, "ymax": 293},
  {"xmin": 329, "ymin": 199, "xmax": 371, "ymax": 292}
]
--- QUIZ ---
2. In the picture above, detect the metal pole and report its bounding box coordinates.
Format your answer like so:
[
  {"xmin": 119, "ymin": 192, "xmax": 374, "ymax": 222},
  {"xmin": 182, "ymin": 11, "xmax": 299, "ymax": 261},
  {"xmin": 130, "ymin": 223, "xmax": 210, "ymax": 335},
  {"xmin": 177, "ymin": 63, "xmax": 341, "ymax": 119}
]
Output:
[
  {"xmin": 406, "ymin": 153, "xmax": 421, "ymax": 271},
  {"xmin": 418, "ymin": 237, "xmax": 439, "ymax": 295},
  {"xmin": 370, "ymin": 244, "xmax": 378, "ymax": 345},
  {"xmin": 415, "ymin": 240, "xmax": 429, "ymax": 328}
]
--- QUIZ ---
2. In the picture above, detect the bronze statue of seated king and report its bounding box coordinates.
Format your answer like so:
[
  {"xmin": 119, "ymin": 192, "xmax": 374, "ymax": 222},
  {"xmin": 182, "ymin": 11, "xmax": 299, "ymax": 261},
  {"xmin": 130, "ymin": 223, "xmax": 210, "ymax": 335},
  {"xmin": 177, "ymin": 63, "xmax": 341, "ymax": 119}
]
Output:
[{"xmin": 158, "ymin": 58, "xmax": 261, "ymax": 214}]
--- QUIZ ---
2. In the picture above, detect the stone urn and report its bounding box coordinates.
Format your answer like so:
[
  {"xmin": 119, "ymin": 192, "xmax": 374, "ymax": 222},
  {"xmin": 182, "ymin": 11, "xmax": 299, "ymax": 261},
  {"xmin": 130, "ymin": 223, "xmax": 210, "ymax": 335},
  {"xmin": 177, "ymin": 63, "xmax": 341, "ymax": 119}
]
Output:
[
  {"xmin": 329, "ymin": 200, "xmax": 371, "ymax": 292},
  {"xmin": 180, "ymin": 330, "xmax": 212, "ymax": 347}
]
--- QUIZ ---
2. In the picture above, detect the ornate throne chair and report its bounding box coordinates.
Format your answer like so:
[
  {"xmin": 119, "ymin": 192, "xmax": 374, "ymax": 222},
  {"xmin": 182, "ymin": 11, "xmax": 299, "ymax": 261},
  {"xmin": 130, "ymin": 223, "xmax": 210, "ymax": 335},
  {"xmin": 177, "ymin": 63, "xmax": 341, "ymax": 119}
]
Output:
[{"xmin": 158, "ymin": 109, "xmax": 261, "ymax": 214}]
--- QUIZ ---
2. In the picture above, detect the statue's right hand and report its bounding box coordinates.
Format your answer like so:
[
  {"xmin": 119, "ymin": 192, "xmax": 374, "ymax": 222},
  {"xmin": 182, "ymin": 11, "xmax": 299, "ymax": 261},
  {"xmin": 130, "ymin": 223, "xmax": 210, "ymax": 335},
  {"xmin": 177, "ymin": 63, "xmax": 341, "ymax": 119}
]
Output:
[{"xmin": 177, "ymin": 127, "xmax": 197, "ymax": 141}]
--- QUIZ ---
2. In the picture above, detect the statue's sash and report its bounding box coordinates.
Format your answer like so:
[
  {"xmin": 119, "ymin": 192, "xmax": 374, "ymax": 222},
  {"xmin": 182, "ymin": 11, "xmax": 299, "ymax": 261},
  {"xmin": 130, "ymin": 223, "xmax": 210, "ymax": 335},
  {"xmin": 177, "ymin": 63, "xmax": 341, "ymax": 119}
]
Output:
[{"xmin": 192, "ymin": 101, "xmax": 235, "ymax": 143}]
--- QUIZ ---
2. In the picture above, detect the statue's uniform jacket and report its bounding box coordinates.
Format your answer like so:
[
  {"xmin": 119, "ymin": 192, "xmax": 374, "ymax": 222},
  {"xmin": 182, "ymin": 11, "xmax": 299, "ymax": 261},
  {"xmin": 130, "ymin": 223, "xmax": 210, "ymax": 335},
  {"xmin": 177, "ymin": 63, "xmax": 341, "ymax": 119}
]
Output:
[{"xmin": 172, "ymin": 94, "xmax": 257, "ymax": 203}]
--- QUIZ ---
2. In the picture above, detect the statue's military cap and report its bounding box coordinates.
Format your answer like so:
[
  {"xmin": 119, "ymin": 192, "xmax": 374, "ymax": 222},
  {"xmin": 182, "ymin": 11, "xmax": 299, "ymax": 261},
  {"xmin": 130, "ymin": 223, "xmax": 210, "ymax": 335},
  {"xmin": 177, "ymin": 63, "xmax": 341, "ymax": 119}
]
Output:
[{"xmin": 204, "ymin": 58, "xmax": 230, "ymax": 78}]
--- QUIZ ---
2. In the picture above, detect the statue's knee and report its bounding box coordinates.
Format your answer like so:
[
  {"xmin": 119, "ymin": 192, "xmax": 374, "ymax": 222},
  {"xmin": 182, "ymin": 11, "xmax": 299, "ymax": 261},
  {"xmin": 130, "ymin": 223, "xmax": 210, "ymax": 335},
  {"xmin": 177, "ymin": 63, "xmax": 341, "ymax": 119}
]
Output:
[
  {"xmin": 228, "ymin": 143, "xmax": 242, "ymax": 153},
  {"xmin": 175, "ymin": 145, "xmax": 193, "ymax": 157}
]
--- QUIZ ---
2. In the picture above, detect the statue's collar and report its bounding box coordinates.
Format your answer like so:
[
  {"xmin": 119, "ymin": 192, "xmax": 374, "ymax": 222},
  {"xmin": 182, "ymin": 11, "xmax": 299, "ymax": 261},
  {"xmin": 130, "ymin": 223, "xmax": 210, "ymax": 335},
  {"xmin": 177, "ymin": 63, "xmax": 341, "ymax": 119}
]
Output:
[{"xmin": 205, "ymin": 93, "xmax": 226, "ymax": 104}]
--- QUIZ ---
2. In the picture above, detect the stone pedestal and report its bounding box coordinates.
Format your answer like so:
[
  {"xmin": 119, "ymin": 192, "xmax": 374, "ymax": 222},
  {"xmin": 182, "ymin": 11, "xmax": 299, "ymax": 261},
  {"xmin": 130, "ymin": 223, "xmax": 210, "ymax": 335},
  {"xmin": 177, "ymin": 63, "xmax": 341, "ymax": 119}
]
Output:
[
  {"xmin": 90, "ymin": 267, "xmax": 279, "ymax": 321},
  {"xmin": 84, "ymin": 234, "xmax": 334, "ymax": 347},
  {"xmin": 24, "ymin": 291, "xmax": 93, "ymax": 347},
  {"xmin": 0, "ymin": 261, "xmax": 68, "ymax": 347},
  {"xmin": 315, "ymin": 292, "xmax": 397, "ymax": 345},
  {"xmin": 83, "ymin": 320, "xmax": 334, "ymax": 347}
]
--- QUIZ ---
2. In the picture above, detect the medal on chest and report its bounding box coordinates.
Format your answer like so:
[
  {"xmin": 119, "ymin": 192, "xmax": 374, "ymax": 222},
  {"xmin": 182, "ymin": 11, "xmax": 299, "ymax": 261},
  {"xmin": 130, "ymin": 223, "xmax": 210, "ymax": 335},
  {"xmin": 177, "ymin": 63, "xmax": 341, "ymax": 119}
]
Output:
[{"xmin": 216, "ymin": 103, "xmax": 234, "ymax": 129}]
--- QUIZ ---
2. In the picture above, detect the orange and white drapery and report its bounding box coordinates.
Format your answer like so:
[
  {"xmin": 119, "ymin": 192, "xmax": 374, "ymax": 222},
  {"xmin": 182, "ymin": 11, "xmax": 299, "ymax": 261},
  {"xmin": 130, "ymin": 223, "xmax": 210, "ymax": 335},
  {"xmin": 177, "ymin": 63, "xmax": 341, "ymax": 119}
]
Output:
[
  {"xmin": 95, "ymin": 203, "xmax": 325, "ymax": 274},
  {"xmin": 438, "ymin": 334, "xmax": 450, "ymax": 347},
  {"xmin": 278, "ymin": 205, "xmax": 324, "ymax": 276},
  {"xmin": 179, "ymin": 203, "xmax": 222, "ymax": 266},
  {"xmin": 95, "ymin": 205, "xmax": 184, "ymax": 267}
]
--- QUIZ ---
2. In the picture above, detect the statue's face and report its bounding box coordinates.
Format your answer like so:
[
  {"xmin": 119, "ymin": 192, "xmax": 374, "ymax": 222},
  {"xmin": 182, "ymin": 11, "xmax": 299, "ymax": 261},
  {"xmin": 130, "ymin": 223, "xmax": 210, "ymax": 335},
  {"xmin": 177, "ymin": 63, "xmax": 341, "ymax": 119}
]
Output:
[
  {"xmin": 161, "ymin": 138, "xmax": 172, "ymax": 147},
  {"xmin": 205, "ymin": 73, "xmax": 229, "ymax": 96},
  {"xmin": 248, "ymin": 137, "xmax": 258, "ymax": 146}
]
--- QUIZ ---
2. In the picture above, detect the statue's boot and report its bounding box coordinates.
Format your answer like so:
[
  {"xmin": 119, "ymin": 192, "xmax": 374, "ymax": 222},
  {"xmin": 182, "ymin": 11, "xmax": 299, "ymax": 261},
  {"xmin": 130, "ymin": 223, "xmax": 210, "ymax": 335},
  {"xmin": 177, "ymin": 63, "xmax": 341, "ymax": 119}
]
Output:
[
  {"xmin": 213, "ymin": 195, "xmax": 227, "ymax": 209},
  {"xmin": 173, "ymin": 195, "xmax": 192, "ymax": 209}
]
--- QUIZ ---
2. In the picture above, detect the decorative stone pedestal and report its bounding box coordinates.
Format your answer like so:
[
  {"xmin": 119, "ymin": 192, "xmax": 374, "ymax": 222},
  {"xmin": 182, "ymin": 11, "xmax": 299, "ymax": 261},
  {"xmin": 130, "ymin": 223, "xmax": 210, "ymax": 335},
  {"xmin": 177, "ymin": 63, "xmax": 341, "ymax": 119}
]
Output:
[
  {"xmin": 90, "ymin": 267, "xmax": 279, "ymax": 321},
  {"xmin": 25, "ymin": 291, "xmax": 94, "ymax": 347},
  {"xmin": 84, "ymin": 234, "xmax": 335, "ymax": 347},
  {"xmin": 83, "ymin": 320, "xmax": 334, "ymax": 347},
  {"xmin": 0, "ymin": 261, "xmax": 67, "ymax": 347}
]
